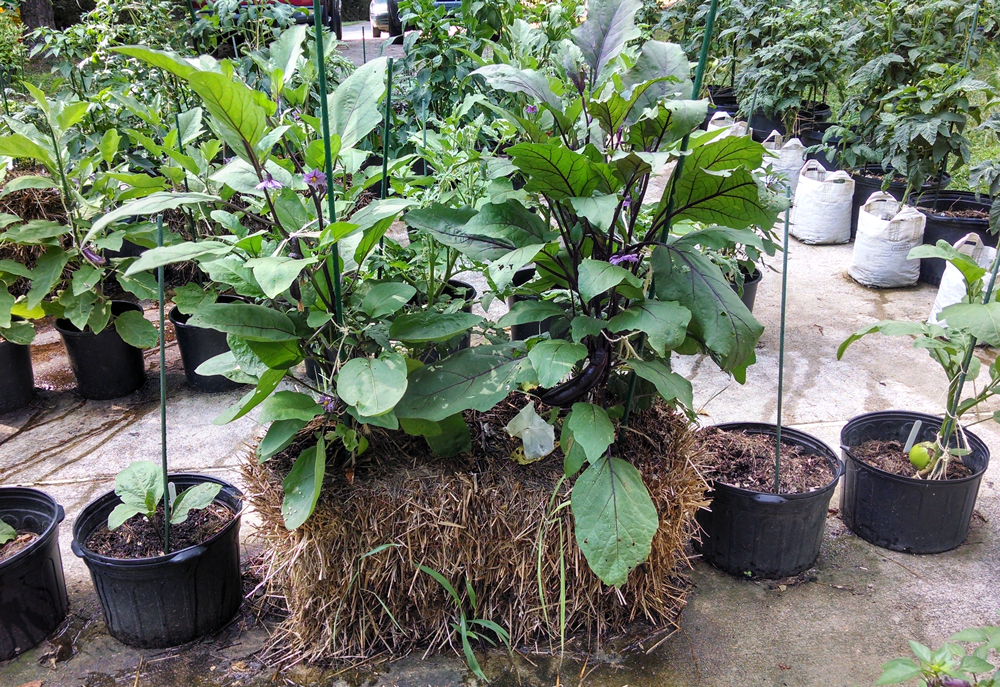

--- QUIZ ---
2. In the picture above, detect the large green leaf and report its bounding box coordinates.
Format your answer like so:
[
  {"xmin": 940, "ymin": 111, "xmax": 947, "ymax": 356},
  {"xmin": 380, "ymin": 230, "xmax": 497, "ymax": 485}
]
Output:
[
  {"xmin": 621, "ymin": 41, "xmax": 692, "ymax": 114},
  {"xmin": 248, "ymin": 256, "xmax": 316, "ymax": 299},
  {"xmin": 282, "ymin": 435, "xmax": 325, "ymax": 530},
  {"xmin": 627, "ymin": 359, "xmax": 693, "ymax": 409},
  {"xmin": 607, "ymin": 300, "xmax": 690, "ymax": 356},
  {"xmin": 496, "ymin": 300, "xmax": 566, "ymax": 328},
  {"xmin": 2, "ymin": 220, "xmax": 70, "ymax": 245},
  {"xmin": 87, "ymin": 192, "xmax": 219, "ymax": 245},
  {"xmin": 337, "ymin": 351, "xmax": 408, "ymax": 417},
  {"xmin": 245, "ymin": 339, "xmax": 302, "ymax": 370},
  {"xmin": 113, "ymin": 46, "xmax": 202, "ymax": 80},
  {"xmin": 577, "ymin": 259, "xmax": 642, "ymax": 303},
  {"xmin": 404, "ymin": 204, "xmax": 510, "ymax": 261},
  {"xmin": 269, "ymin": 24, "xmax": 306, "ymax": 87},
  {"xmin": 465, "ymin": 200, "xmax": 559, "ymax": 248},
  {"xmin": 26, "ymin": 249, "xmax": 69, "ymax": 310},
  {"xmin": 258, "ymin": 391, "xmax": 324, "ymax": 423},
  {"xmin": 507, "ymin": 143, "xmax": 612, "ymax": 200},
  {"xmin": 669, "ymin": 160, "xmax": 776, "ymax": 231},
  {"xmin": 388, "ymin": 311, "xmax": 482, "ymax": 343},
  {"xmin": 114, "ymin": 310, "xmax": 158, "ymax": 348},
  {"xmin": 629, "ymin": 100, "xmax": 708, "ymax": 151},
  {"xmin": 361, "ymin": 282, "xmax": 416, "ymax": 319},
  {"xmin": 125, "ymin": 241, "xmax": 232, "ymax": 275},
  {"xmin": 471, "ymin": 65, "xmax": 561, "ymax": 110},
  {"xmin": 571, "ymin": 0, "xmax": 642, "ymax": 81},
  {"xmin": 394, "ymin": 344, "xmax": 533, "ymax": 421},
  {"xmin": 0, "ymin": 175, "xmax": 59, "ymax": 198},
  {"xmin": 189, "ymin": 302, "xmax": 298, "ymax": 342},
  {"xmin": 257, "ymin": 418, "xmax": 306, "ymax": 463},
  {"xmin": 651, "ymin": 244, "xmax": 762, "ymax": 371},
  {"xmin": 938, "ymin": 303, "xmax": 1000, "ymax": 346},
  {"xmin": 329, "ymin": 57, "xmax": 387, "ymax": 150},
  {"xmin": 527, "ymin": 340, "xmax": 587, "ymax": 388},
  {"xmin": 571, "ymin": 455, "xmax": 658, "ymax": 587},
  {"xmin": 400, "ymin": 414, "xmax": 472, "ymax": 458},
  {"xmin": 214, "ymin": 367, "xmax": 286, "ymax": 425},
  {"xmin": 565, "ymin": 402, "xmax": 614, "ymax": 462},
  {"xmin": 187, "ymin": 71, "xmax": 272, "ymax": 149},
  {"xmin": 170, "ymin": 482, "xmax": 222, "ymax": 525},
  {"xmin": 0, "ymin": 134, "xmax": 54, "ymax": 168}
]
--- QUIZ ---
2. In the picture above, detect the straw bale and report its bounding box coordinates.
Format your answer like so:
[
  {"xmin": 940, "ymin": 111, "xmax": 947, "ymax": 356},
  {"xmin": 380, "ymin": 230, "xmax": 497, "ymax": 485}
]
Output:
[{"xmin": 242, "ymin": 398, "xmax": 709, "ymax": 666}]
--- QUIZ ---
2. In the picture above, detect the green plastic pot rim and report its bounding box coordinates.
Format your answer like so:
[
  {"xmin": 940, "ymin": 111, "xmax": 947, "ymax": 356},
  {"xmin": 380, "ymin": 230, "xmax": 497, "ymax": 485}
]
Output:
[
  {"xmin": 704, "ymin": 422, "xmax": 844, "ymax": 500},
  {"xmin": 72, "ymin": 473, "xmax": 243, "ymax": 567},
  {"xmin": 840, "ymin": 410, "xmax": 989, "ymax": 487},
  {"xmin": 0, "ymin": 487, "xmax": 64, "ymax": 570}
]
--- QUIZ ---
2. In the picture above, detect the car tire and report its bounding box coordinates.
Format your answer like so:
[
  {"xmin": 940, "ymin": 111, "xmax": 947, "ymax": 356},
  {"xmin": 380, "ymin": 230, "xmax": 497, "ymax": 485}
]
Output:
[
  {"xmin": 371, "ymin": 25, "xmax": 381, "ymax": 37},
  {"xmin": 387, "ymin": 0, "xmax": 402, "ymax": 36}
]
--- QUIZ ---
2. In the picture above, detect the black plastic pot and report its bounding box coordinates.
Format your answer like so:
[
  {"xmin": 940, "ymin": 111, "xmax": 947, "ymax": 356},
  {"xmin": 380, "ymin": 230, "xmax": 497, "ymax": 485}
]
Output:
[
  {"xmin": 849, "ymin": 166, "xmax": 951, "ymax": 240},
  {"xmin": 71, "ymin": 474, "xmax": 243, "ymax": 648},
  {"xmin": 695, "ymin": 423, "xmax": 843, "ymax": 579},
  {"xmin": 55, "ymin": 301, "xmax": 146, "ymax": 400},
  {"xmin": 801, "ymin": 123, "xmax": 841, "ymax": 171},
  {"xmin": 840, "ymin": 411, "xmax": 989, "ymax": 554},
  {"xmin": 703, "ymin": 85, "xmax": 740, "ymax": 130},
  {"xmin": 751, "ymin": 103, "xmax": 831, "ymax": 142},
  {"xmin": 169, "ymin": 296, "xmax": 242, "ymax": 393},
  {"xmin": 0, "ymin": 323, "xmax": 34, "ymax": 414},
  {"xmin": 0, "ymin": 488, "xmax": 69, "ymax": 661},
  {"xmin": 730, "ymin": 267, "xmax": 762, "ymax": 313},
  {"xmin": 915, "ymin": 192, "xmax": 995, "ymax": 287},
  {"xmin": 507, "ymin": 267, "xmax": 558, "ymax": 341},
  {"xmin": 105, "ymin": 240, "xmax": 147, "ymax": 260}
]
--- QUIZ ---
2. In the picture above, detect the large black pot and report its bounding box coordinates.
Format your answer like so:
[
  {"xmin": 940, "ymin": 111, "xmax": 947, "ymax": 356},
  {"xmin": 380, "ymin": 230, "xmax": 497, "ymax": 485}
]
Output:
[
  {"xmin": 703, "ymin": 85, "xmax": 740, "ymax": 130},
  {"xmin": 55, "ymin": 300, "xmax": 146, "ymax": 400},
  {"xmin": 0, "ymin": 487, "xmax": 69, "ymax": 661},
  {"xmin": 169, "ymin": 296, "xmax": 242, "ymax": 393},
  {"xmin": 801, "ymin": 123, "xmax": 841, "ymax": 171},
  {"xmin": 0, "ymin": 324, "xmax": 34, "ymax": 414},
  {"xmin": 849, "ymin": 166, "xmax": 951, "ymax": 240},
  {"xmin": 730, "ymin": 267, "xmax": 762, "ymax": 313},
  {"xmin": 750, "ymin": 102, "xmax": 831, "ymax": 142},
  {"xmin": 915, "ymin": 192, "xmax": 995, "ymax": 287},
  {"xmin": 696, "ymin": 423, "xmax": 843, "ymax": 579},
  {"xmin": 840, "ymin": 411, "xmax": 989, "ymax": 554},
  {"xmin": 507, "ymin": 267, "xmax": 558, "ymax": 341},
  {"xmin": 71, "ymin": 474, "xmax": 243, "ymax": 648}
]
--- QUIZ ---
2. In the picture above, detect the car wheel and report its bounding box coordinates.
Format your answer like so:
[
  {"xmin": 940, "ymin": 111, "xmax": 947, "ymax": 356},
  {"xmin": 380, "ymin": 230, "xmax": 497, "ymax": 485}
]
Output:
[
  {"xmin": 371, "ymin": 25, "xmax": 381, "ymax": 37},
  {"xmin": 387, "ymin": 0, "xmax": 402, "ymax": 36}
]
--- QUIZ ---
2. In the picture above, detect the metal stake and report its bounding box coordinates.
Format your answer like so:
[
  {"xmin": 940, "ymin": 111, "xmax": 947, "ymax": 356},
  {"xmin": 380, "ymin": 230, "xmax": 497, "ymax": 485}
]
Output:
[
  {"xmin": 157, "ymin": 215, "xmax": 170, "ymax": 555},
  {"xmin": 313, "ymin": 0, "xmax": 344, "ymax": 325},
  {"xmin": 378, "ymin": 58, "xmax": 393, "ymax": 279},
  {"xmin": 362, "ymin": 26, "xmax": 367, "ymax": 64},
  {"xmin": 774, "ymin": 187, "xmax": 791, "ymax": 494}
]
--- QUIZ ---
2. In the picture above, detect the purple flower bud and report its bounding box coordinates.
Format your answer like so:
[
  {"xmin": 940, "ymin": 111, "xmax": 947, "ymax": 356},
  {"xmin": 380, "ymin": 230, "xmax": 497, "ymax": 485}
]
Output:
[
  {"xmin": 303, "ymin": 168, "xmax": 327, "ymax": 192},
  {"xmin": 319, "ymin": 394, "xmax": 337, "ymax": 413},
  {"xmin": 255, "ymin": 173, "xmax": 284, "ymax": 191},
  {"xmin": 525, "ymin": 104, "xmax": 538, "ymax": 115},
  {"xmin": 82, "ymin": 247, "xmax": 106, "ymax": 266},
  {"xmin": 622, "ymin": 196, "xmax": 632, "ymax": 209},
  {"xmin": 609, "ymin": 252, "xmax": 640, "ymax": 266}
]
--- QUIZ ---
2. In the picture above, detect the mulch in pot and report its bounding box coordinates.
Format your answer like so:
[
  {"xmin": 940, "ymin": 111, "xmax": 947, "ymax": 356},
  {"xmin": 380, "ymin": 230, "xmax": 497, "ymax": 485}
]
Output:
[
  {"xmin": 85, "ymin": 503, "xmax": 233, "ymax": 559},
  {"xmin": 699, "ymin": 428, "xmax": 836, "ymax": 494},
  {"xmin": 0, "ymin": 531, "xmax": 40, "ymax": 564},
  {"xmin": 917, "ymin": 207, "xmax": 990, "ymax": 220},
  {"xmin": 851, "ymin": 439, "xmax": 972, "ymax": 480}
]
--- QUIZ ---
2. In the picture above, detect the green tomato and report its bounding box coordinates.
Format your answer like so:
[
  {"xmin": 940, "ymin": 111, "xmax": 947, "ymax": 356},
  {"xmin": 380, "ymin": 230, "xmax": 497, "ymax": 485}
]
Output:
[{"xmin": 909, "ymin": 441, "xmax": 935, "ymax": 470}]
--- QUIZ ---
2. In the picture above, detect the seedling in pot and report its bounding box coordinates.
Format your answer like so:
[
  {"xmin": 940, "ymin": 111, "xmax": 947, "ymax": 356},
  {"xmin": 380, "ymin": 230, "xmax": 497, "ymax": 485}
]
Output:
[
  {"xmin": 0, "ymin": 520, "xmax": 15, "ymax": 546},
  {"xmin": 108, "ymin": 461, "xmax": 221, "ymax": 531}
]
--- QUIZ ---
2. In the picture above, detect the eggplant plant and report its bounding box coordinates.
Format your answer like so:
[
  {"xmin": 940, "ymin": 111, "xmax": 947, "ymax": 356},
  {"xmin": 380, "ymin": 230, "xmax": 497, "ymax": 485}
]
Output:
[
  {"xmin": 108, "ymin": 460, "xmax": 221, "ymax": 531},
  {"xmin": 839, "ymin": 236, "xmax": 1000, "ymax": 480},
  {"xmin": 395, "ymin": 0, "xmax": 784, "ymax": 586}
]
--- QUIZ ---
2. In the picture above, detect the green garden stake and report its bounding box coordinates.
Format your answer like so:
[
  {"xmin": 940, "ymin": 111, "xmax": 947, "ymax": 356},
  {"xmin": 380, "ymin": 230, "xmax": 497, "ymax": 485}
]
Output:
[
  {"xmin": 313, "ymin": 0, "xmax": 344, "ymax": 325},
  {"xmin": 157, "ymin": 214, "xmax": 171, "ymax": 555},
  {"xmin": 362, "ymin": 26, "xmax": 367, "ymax": 64},
  {"xmin": 623, "ymin": 0, "xmax": 720, "ymax": 425},
  {"xmin": 774, "ymin": 186, "xmax": 792, "ymax": 494},
  {"xmin": 381, "ymin": 57, "xmax": 393, "ymax": 201},
  {"xmin": 0, "ymin": 68, "xmax": 10, "ymax": 118},
  {"xmin": 963, "ymin": 0, "xmax": 982, "ymax": 68}
]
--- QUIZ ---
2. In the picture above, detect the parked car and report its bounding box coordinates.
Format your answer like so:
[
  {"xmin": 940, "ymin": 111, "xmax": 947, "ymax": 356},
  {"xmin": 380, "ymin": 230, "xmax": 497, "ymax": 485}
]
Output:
[{"xmin": 369, "ymin": 0, "xmax": 458, "ymax": 37}]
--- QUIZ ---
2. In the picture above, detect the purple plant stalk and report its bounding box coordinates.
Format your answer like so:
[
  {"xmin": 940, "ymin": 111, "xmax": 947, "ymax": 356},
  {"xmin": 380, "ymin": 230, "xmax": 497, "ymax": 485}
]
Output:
[{"xmin": 255, "ymin": 173, "xmax": 283, "ymax": 191}]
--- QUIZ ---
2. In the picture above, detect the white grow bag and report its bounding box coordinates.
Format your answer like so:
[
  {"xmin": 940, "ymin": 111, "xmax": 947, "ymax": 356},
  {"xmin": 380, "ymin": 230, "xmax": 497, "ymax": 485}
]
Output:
[
  {"xmin": 929, "ymin": 233, "xmax": 997, "ymax": 326},
  {"xmin": 789, "ymin": 160, "xmax": 855, "ymax": 244},
  {"xmin": 848, "ymin": 192, "xmax": 926, "ymax": 288}
]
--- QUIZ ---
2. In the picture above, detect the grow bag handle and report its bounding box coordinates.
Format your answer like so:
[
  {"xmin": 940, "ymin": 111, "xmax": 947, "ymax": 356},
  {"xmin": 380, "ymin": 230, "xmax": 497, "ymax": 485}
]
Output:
[
  {"xmin": 170, "ymin": 545, "xmax": 207, "ymax": 565},
  {"xmin": 750, "ymin": 493, "xmax": 787, "ymax": 505}
]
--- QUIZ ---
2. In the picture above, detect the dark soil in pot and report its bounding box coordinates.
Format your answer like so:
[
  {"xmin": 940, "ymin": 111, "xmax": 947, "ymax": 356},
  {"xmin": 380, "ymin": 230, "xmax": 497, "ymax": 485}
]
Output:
[
  {"xmin": 55, "ymin": 300, "xmax": 146, "ymax": 400},
  {"xmin": 169, "ymin": 295, "xmax": 243, "ymax": 393},
  {"xmin": 0, "ymin": 325, "xmax": 34, "ymax": 414},
  {"xmin": 849, "ymin": 166, "xmax": 950, "ymax": 240},
  {"xmin": 0, "ymin": 487, "xmax": 69, "ymax": 661},
  {"xmin": 851, "ymin": 439, "xmax": 971, "ymax": 479},
  {"xmin": 840, "ymin": 410, "xmax": 989, "ymax": 554},
  {"xmin": 695, "ymin": 423, "xmax": 843, "ymax": 579},
  {"xmin": 915, "ymin": 191, "xmax": 995, "ymax": 287},
  {"xmin": 71, "ymin": 474, "xmax": 243, "ymax": 648},
  {"xmin": 86, "ymin": 504, "xmax": 234, "ymax": 560}
]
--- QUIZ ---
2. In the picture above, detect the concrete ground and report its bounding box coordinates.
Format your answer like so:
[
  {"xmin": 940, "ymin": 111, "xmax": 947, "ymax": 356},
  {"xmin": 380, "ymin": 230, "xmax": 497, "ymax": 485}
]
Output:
[{"xmin": 3, "ymin": 33, "xmax": 999, "ymax": 687}]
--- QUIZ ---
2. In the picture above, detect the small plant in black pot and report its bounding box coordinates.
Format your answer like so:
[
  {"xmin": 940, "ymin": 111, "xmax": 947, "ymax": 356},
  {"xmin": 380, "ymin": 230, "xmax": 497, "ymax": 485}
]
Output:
[
  {"xmin": 71, "ymin": 218, "xmax": 243, "ymax": 648},
  {"xmin": 838, "ymin": 239, "xmax": 999, "ymax": 553}
]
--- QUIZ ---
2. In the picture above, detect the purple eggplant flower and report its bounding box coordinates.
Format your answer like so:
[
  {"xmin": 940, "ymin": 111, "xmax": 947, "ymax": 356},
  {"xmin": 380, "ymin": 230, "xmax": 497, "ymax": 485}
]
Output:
[
  {"xmin": 525, "ymin": 104, "xmax": 538, "ymax": 115},
  {"xmin": 622, "ymin": 196, "xmax": 632, "ymax": 210},
  {"xmin": 255, "ymin": 173, "xmax": 283, "ymax": 191},
  {"xmin": 82, "ymin": 246, "xmax": 106, "ymax": 267},
  {"xmin": 303, "ymin": 168, "xmax": 327, "ymax": 192},
  {"xmin": 609, "ymin": 252, "xmax": 640, "ymax": 266},
  {"xmin": 319, "ymin": 394, "xmax": 338, "ymax": 413}
]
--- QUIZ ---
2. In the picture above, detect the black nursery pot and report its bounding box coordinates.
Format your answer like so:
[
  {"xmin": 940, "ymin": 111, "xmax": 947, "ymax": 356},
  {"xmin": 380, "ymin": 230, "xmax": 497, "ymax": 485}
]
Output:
[
  {"xmin": 730, "ymin": 267, "xmax": 762, "ymax": 313},
  {"xmin": 169, "ymin": 296, "xmax": 243, "ymax": 393},
  {"xmin": 801, "ymin": 123, "xmax": 841, "ymax": 171},
  {"xmin": 915, "ymin": 192, "xmax": 995, "ymax": 287},
  {"xmin": 702, "ymin": 85, "xmax": 740, "ymax": 130},
  {"xmin": 695, "ymin": 423, "xmax": 843, "ymax": 579},
  {"xmin": 55, "ymin": 300, "xmax": 146, "ymax": 400},
  {"xmin": 840, "ymin": 411, "xmax": 989, "ymax": 554},
  {"xmin": 0, "ymin": 488, "xmax": 69, "ymax": 661},
  {"xmin": 71, "ymin": 474, "xmax": 243, "ymax": 649},
  {"xmin": 751, "ymin": 103, "xmax": 831, "ymax": 142},
  {"xmin": 849, "ymin": 166, "xmax": 950, "ymax": 241},
  {"xmin": 0, "ymin": 323, "xmax": 34, "ymax": 414},
  {"xmin": 508, "ymin": 267, "xmax": 556, "ymax": 341}
]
